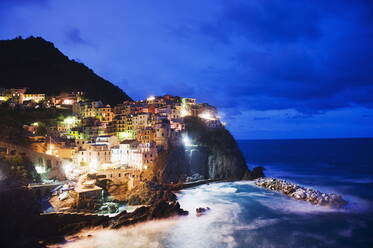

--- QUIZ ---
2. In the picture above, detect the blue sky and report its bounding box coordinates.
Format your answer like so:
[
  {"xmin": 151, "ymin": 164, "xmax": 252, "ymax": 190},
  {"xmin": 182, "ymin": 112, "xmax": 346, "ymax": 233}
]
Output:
[{"xmin": 1, "ymin": 0, "xmax": 373, "ymax": 139}]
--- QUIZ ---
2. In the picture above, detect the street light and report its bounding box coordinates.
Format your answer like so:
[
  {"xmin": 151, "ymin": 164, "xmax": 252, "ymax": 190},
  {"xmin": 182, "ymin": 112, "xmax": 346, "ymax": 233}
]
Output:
[
  {"xmin": 182, "ymin": 134, "xmax": 192, "ymax": 147},
  {"xmin": 147, "ymin": 95, "xmax": 155, "ymax": 101}
]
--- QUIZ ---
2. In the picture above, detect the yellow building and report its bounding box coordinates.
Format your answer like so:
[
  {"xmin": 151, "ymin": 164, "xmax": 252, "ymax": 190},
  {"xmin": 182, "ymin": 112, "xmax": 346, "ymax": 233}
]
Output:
[
  {"xmin": 0, "ymin": 88, "xmax": 45, "ymax": 104},
  {"xmin": 97, "ymin": 106, "xmax": 114, "ymax": 123},
  {"xmin": 23, "ymin": 93, "xmax": 45, "ymax": 103}
]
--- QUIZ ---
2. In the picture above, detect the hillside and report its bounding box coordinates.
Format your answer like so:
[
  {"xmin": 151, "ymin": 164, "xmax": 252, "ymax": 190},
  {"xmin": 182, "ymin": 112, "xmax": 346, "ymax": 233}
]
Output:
[{"xmin": 0, "ymin": 36, "xmax": 132, "ymax": 105}]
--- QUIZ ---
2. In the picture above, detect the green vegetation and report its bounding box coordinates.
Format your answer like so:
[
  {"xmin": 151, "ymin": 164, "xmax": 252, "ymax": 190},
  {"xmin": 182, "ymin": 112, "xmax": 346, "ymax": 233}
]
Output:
[
  {"xmin": 0, "ymin": 106, "xmax": 70, "ymax": 145},
  {"xmin": 1, "ymin": 156, "xmax": 40, "ymax": 183}
]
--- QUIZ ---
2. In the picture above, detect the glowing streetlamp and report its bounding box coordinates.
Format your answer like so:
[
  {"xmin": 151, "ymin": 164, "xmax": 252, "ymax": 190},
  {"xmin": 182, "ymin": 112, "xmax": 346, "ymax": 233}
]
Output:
[
  {"xmin": 180, "ymin": 108, "xmax": 190, "ymax": 117},
  {"xmin": 63, "ymin": 99, "xmax": 74, "ymax": 105},
  {"xmin": 147, "ymin": 95, "xmax": 155, "ymax": 101},
  {"xmin": 182, "ymin": 134, "xmax": 192, "ymax": 147},
  {"xmin": 35, "ymin": 165, "xmax": 47, "ymax": 174},
  {"xmin": 46, "ymin": 144, "xmax": 55, "ymax": 155},
  {"xmin": 62, "ymin": 162, "xmax": 74, "ymax": 179},
  {"xmin": 63, "ymin": 116, "xmax": 78, "ymax": 125}
]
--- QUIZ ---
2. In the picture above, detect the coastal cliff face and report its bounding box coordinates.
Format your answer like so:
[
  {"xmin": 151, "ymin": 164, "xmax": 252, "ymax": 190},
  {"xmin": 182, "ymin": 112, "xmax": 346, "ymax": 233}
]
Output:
[{"xmin": 153, "ymin": 117, "xmax": 251, "ymax": 183}]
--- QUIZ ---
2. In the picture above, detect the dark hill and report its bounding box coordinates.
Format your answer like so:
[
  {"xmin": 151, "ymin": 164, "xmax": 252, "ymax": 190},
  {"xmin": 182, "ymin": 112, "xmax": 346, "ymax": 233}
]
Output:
[{"xmin": 0, "ymin": 36, "xmax": 132, "ymax": 105}]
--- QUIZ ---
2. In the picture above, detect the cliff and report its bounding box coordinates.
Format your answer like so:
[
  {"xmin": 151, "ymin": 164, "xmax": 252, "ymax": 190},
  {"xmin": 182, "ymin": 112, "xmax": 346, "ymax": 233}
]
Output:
[
  {"xmin": 153, "ymin": 117, "xmax": 255, "ymax": 183},
  {"xmin": 0, "ymin": 36, "xmax": 132, "ymax": 105}
]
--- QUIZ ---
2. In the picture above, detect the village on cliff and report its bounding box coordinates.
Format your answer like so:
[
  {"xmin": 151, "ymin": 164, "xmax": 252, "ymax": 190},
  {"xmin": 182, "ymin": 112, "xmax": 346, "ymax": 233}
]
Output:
[{"xmin": 0, "ymin": 87, "xmax": 224, "ymax": 213}]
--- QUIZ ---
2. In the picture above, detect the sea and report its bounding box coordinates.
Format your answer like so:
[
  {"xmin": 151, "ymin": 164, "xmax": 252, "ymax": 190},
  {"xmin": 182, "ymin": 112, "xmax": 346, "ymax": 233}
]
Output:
[{"xmin": 56, "ymin": 138, "xmax": 373, "ymax": 248}]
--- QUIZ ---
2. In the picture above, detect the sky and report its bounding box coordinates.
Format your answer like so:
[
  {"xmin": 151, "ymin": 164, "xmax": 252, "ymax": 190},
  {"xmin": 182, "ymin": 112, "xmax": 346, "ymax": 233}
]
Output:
[{"xmin": 1, "ymin": 0, "xmax": 373, "ymax": 139}]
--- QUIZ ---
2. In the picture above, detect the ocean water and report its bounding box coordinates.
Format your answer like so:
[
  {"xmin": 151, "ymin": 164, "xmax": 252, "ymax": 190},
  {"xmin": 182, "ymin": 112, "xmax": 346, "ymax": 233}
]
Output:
[{"xmin": 56, "ymin": 138, "xmax": 373, "ymax": 248}]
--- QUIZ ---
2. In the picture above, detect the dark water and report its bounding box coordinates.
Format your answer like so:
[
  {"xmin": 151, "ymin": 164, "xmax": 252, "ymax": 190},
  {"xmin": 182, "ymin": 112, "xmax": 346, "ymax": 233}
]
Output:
[
  {"xmin": 236, "ymin": 138, "xmax": 373, "ymax": 247},
  {"xmin": 240, "ymin": 138, "xmax": 373, "ymax": 199},
  {"xmin": 58, "ymin": 138, "xmax": 373, "ymax": 248}
]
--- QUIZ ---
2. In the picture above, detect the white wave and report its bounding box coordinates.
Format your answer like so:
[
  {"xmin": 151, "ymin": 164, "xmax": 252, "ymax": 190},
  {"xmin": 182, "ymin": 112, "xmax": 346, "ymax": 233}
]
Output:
[
  {"xmin": 208, "ymin": 187, "xmax": 238, "ymax": 193},
  {"xmin": 168, "ymin": 184, "xmax": 244, "ymax": 248},
  {"xmin": 236, "ymin": 192, "xmax": 270, "ymax": 198},
  {"xmin": 232, "ymin": 180, "xmax": 256, "ymax": 186},
  {"xmin": 257, "ymin": 195, "xmax": 348, "ymax": 214},
  {"xmin": 49, "ymin": 219, "xmax": 179, "ymax": 248},
  {"xmin": 235, "ymin": 218, "xmax": 279, "ymax": 231},
  {"xmin": 189, "ymin": 183, "xmax": 239, "ymax": 194}
]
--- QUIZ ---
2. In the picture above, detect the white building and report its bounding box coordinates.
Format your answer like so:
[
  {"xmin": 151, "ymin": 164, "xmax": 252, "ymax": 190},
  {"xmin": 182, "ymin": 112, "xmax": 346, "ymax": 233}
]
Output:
[
  {"xmin": 95, "ymin": 135, "xmax": 120, "ymax": 149},
  {"xmin": 111, "ymin": 140, "xmax": 138, "ymax": 166},
  {"xmin": 74, "ymin": 144, "xmax": 112, "ymax": 167},
  {"xmin": 110, "ymin": 140, "xmax": 157, "ymax": 170}
]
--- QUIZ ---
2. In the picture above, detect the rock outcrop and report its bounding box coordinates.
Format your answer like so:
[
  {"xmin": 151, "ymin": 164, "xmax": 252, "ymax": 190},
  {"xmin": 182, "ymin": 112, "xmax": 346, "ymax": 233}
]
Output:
[
  {"xmin": 255, "ymin": 178, "xmax": 347, "ymax": 208},
  {"xmin": 121, "ymin": 181, "xmax": 177, "ymax": 205},
  {"xmin": 153, "ymin": 117, "xmax": 254, "ymax": 183},
  {"xmin": 108, "ymin": 200, "xmax": 188, "ymax": 228},
  {"xmin": 196, "ymin": 207, "xmax": 211, "ymax": 216}
]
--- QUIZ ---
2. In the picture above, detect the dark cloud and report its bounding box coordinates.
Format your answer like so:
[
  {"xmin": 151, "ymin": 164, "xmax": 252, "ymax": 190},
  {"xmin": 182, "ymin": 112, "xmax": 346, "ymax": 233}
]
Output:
[
  {"xmin": 200, "ymin": 0, "xmax": 322, "ymax": 44},
  {"xmin": 193, "ymin": 0, "xmax": 373, "ymax": 114},
  {"xmin": 65, "ymin": 27, "xmax": 91, "ymax": 46}
]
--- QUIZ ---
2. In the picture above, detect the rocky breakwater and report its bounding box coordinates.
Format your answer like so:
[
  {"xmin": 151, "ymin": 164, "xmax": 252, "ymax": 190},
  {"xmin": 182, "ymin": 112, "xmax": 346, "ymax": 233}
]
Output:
[{"xmin": 255, "ymin": 178, "xmax": 347, "ymax": 208}]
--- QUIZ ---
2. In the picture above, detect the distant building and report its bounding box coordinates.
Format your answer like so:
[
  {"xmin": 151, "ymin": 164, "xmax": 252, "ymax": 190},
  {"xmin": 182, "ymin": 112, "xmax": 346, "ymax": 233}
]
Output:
[
  {"xmin": 72, "ymin": 101, "xmax": 104, "ymax": 118},
  {"xmin": 51, "ymin": 91, "xmax": 84, "ymax": 106},
  {"xmin": 0, "ymin": 88, "xmax": 45, "ymax": 104}
]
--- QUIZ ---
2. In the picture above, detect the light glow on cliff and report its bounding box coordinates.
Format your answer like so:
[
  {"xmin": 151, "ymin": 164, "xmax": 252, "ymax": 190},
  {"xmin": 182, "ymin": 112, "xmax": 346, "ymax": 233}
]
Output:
[
  {"xmin": 199, "ymin": 111, "xmax": 215, "ymax": 120},
  {"xmin": 182, "ymin": 135, "xmax": 192, "ymax": 147}
]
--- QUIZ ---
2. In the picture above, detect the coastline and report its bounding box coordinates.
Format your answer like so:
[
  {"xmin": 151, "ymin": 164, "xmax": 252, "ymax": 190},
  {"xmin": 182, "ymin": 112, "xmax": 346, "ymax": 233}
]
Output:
[
  {"xmin": 41, "ymin": 177, "xmax": 254, "ymax": 246},
  {"xmin": 39, "ymin": 179, "xmax": 220, "ymax": 246},
  {"xmin": 41, "ymin": 175, "xmax": 352, "ymax": 247}
]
